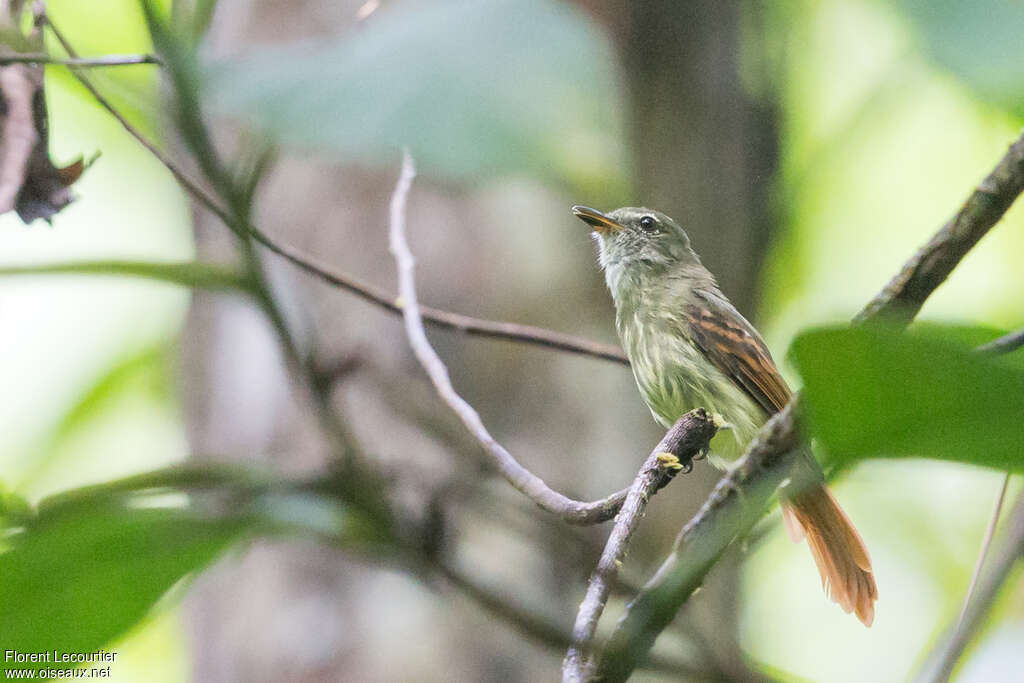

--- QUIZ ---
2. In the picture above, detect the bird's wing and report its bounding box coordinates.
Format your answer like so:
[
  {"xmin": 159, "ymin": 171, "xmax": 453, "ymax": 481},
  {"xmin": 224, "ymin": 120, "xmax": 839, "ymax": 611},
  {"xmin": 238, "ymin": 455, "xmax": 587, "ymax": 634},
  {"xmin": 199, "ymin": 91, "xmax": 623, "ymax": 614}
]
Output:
[{"xmin": 684, "ymin": 290, "xmax": 792, "ymax": 415}]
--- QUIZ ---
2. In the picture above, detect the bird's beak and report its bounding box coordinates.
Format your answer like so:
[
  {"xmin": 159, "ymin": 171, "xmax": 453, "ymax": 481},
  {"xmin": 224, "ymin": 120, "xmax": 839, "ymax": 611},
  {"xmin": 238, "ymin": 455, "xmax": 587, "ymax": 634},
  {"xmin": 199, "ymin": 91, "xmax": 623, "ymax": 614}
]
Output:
[{"xmin": 572, "ymin": 205, "xmax": 622, "ymax": 233}]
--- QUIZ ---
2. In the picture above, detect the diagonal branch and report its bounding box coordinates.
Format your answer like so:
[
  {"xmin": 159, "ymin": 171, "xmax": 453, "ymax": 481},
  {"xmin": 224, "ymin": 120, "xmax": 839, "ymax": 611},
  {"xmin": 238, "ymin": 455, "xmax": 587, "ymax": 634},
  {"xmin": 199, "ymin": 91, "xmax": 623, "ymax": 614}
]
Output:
[
  {"xmin": 36, "ymin": 13, "xmax": 226, "ymax": 221},
  {"xmin": 596, "ymin": 404, "xmax": 801, "ymax": 682},
  {"xmin": 595, "ymin": 128, "xmax": 1024, "ymax": 682},
  {"xmin": 437, "ymin": 561, "xmax": 722, "ymax": 681},
  {"xmin": 388, "ymin": 152, "xmax": 701, "ymax": 525},
  {"xmin": 253, "ymin": 233, "xmax": 628, "ymax": 364},
  {"xmin": 976, "ymin": 327, "xmax": 1024, "ymax": 355},
  {"xmin": 563, "ymin": 409, "xmax": 718, "ymax": 682}
]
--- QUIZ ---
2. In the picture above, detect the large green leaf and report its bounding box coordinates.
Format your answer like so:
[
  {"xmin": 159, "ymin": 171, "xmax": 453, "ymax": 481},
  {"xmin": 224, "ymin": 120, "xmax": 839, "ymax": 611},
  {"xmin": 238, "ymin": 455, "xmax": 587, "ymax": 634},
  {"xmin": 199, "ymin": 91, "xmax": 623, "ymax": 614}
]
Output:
[
  {"xmin": 205, "ymin": 0, "xmax": 626, "ymax": 190},
  {"xmin": 894, "ymin": 0, "xmax": 1024, "ymax": 114},
  {"xmin": 789, "ymin": 324, "xmax": 1024, "ymax": 471},
  {"xmin": 0, "ymin": 502, "xmax": 247, "ymax": 670}
]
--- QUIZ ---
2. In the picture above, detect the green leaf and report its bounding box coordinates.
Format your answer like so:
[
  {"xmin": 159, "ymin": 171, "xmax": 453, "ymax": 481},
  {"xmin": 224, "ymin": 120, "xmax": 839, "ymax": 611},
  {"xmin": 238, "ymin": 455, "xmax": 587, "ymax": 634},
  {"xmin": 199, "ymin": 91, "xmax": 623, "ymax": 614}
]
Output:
[
  {"xmin": 205, "ymin": 0, "xmax": 626, "ymax": 190},
  {"xmin": 789, "ymin": 324, "xmax": 1024, "ymax": 471},
  {"xmin": 0, "ymin": 502, "xmax": 247, "ymax": 669},
  {"xmin": 894, "ymin": 0, "xmax": 1024, "ymax": 114}
]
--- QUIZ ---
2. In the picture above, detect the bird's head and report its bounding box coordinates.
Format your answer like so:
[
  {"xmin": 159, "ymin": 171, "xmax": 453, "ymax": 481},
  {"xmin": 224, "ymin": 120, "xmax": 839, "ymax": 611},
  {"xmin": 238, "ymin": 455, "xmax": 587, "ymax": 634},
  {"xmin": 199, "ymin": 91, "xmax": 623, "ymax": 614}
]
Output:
[{"xmin": 572, "ymin": 206, "xmax": 701, "ymax": 292}]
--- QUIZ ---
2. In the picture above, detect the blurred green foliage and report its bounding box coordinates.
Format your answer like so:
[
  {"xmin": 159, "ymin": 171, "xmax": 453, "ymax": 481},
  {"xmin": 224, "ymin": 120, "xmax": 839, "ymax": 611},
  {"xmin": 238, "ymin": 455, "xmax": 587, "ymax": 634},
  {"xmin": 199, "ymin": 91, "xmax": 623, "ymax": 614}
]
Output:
[
  {"xmin": 790, "ymin": 324, "xmax": 1024, "ymax": 471},
  {"xmin": 894, "ymin": 0, "xmax": 1024, "ymax": 115},
  {"xmin": 206, "ymin": 0, "xmax": 628, "ymax": 195},
  {"xmin": 0, "ymin": 501, "xmax": 247, "ymax": 671}
]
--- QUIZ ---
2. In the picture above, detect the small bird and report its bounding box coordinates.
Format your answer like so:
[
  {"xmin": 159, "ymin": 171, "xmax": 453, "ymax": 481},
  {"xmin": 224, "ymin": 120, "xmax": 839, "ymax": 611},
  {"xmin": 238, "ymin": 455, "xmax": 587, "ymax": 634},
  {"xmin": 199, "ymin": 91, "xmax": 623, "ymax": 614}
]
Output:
[{"xmin": 573, "ymin": 205, "xmax": 877, "ymax": 626}]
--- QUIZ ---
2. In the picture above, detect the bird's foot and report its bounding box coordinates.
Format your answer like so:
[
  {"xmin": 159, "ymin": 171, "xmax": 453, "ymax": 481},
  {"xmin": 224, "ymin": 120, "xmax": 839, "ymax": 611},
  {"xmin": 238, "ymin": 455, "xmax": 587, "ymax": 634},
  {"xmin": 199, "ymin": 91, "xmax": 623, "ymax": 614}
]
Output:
[{"xmin": 656, "ymin": 451, "xmax": 693, "ymax": 477}]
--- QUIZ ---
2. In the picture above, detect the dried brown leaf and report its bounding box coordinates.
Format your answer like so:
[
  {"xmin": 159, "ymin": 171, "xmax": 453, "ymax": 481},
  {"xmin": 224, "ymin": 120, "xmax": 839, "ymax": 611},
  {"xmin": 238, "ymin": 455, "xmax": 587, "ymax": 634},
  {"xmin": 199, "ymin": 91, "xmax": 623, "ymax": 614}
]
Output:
[{"xmin": 0, "ymin": 46, "xmax": 85, "ymax": 224}]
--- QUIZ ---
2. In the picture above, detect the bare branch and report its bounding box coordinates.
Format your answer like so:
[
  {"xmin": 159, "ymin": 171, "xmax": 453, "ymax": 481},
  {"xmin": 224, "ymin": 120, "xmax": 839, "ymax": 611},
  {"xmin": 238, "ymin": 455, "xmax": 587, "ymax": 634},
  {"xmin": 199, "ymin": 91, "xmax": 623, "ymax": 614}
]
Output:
[
  {"xmin": 437, "ymin": 561, "xmax": 720, "ymax": 681},
  {"xmin": 976, "ymin": 327, "xmax": 1024, "ymax": 355},
  {"xmin": 596, "ymin": 404, "xmax": 801, "ymax": 682},
  {"xmin": 0, "ymin": 53, "xmax": 160, "ymax": 67},
  {"xmin": 595, "ymin": 129, "xmax": 1024, "ymax": 681},
  {"xmin": 916, "ymin": 490, "xmax": 1024, "ymax": 683},
  {"xmin": 563, "ymin": 409, "xmax": 718, "ymax": 682},
  {"xmin": 253, "ymin": 232, "xmax": 629, "ymax": 364}
]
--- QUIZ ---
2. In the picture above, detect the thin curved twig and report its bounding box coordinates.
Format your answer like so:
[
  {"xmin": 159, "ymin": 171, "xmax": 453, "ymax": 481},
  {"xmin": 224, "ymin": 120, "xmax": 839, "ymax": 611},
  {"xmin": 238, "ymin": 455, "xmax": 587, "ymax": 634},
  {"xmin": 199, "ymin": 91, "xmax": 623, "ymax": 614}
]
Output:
[
  {"xmin": 388, "ymin": 152, "xmax": 666, "ymax": 525},
  {"xmin": 563, "ymin": 409, "xmax": 718, "ymax": 682}
]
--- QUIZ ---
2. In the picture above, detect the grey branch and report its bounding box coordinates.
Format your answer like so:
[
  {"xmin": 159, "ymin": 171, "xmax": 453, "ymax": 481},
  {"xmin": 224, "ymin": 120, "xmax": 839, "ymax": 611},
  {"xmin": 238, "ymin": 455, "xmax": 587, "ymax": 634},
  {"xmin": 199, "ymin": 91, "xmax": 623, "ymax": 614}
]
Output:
[
  {"xmin": 915, "ymin": 490, "xmax": 1024, "ymax": 683},
  {"xmin": 388, "ymin": 152, "xmax": 677, "ymax": 525},
  {"xmin": 38, "ymin": 14, "xmax": 208, "ymax": 209},
  {"xmin": 0, "ymin": 53, "xmax": 160, "ymax": 67},
  {"xmin": 437, "ymin": 561, "xmax": 719, "ymax": 681},
  {"xmin": 976, "ymin": 327, "xmax": 1024, "ymax": 355},
  {"xmin": 563, "ymin": 409, "xmax": 718, "ymax": 683},
  {"xmin": 253, "ymin": 233, "xmax": 628, "ymax": 364},
  {"xmin": 595, "ymin": 404, "xmax": 801, "ymax": 682},
  {"xmin": 595, "ymin": 128, "xmax": 1024, "ymax": 681}
]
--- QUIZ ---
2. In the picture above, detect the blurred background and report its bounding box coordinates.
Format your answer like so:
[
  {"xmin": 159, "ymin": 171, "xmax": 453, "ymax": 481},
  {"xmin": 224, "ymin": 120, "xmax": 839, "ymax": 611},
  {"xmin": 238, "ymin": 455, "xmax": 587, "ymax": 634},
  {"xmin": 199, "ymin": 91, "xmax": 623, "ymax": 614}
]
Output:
[{"xmin": 2, "ymin": 0, "xmax": 1023, "ymax": 681}]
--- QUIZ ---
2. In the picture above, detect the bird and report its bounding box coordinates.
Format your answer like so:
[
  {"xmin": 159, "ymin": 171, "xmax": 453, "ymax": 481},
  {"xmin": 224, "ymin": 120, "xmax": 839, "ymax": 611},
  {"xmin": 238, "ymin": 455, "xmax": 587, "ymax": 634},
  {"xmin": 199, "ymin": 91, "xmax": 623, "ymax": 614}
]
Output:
[{"xmin": 573, "ymin": 204, "xmax": 877, "ymax": 626}]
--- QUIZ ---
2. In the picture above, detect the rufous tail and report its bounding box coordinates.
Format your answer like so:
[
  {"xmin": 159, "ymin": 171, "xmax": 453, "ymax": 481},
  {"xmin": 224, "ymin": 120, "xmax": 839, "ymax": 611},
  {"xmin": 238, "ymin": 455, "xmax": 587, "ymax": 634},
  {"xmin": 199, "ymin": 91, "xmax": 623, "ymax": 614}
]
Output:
[{"xmin": 781, "ymin": 484, "xmax": 877, "ymax": 626}]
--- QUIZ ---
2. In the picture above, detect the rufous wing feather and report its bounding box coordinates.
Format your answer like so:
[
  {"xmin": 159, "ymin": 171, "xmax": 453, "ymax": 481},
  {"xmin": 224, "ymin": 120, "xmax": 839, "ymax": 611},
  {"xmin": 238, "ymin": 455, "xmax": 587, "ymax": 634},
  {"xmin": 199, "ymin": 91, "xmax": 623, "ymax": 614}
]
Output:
[{"xmin": 685, "ymin": 291, "xmax": 877, "ymax": 626}]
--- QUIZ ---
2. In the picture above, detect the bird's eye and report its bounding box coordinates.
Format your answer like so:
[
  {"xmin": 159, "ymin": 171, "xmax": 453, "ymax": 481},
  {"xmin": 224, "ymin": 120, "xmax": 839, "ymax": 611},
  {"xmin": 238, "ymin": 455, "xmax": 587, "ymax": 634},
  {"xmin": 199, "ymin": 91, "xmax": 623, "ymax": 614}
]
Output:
[{"xmin": 639, "ymin": 215, "xmax": 657, "ymax": 233}]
